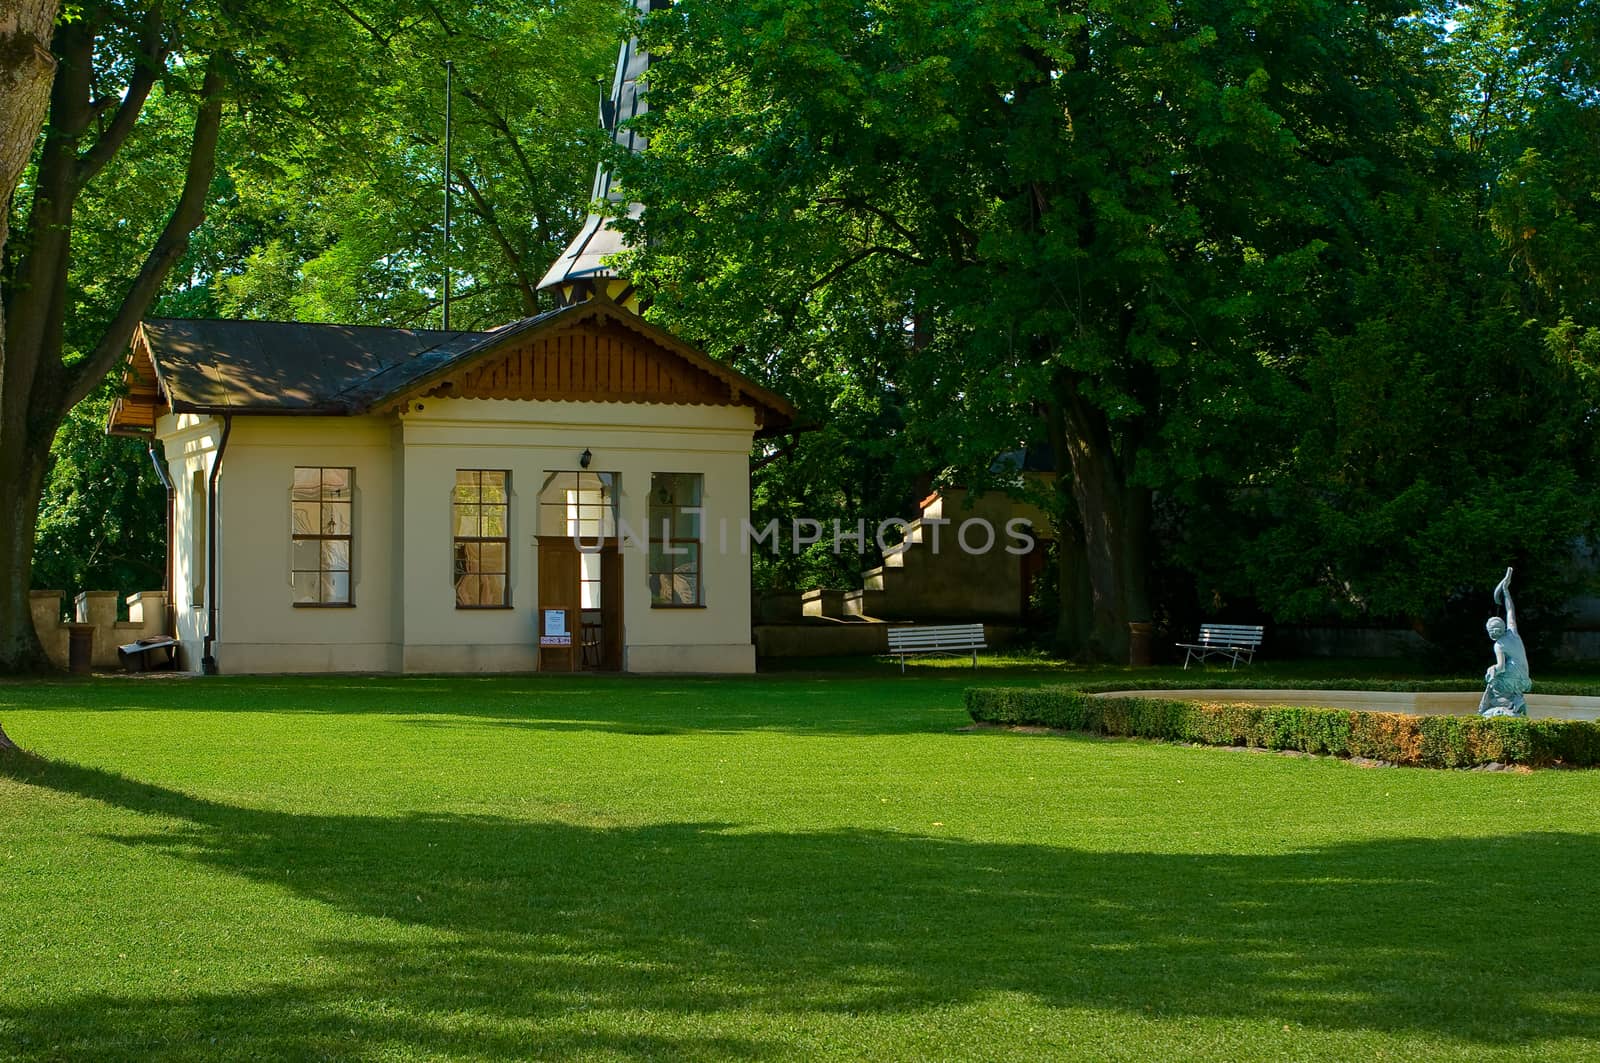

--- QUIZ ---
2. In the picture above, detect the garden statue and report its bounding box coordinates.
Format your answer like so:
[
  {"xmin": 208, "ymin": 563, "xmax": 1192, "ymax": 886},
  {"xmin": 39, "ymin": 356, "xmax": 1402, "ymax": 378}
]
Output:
[{"xmin": 1479, "ymin": 567, "xmax": 1531, "ymax": 718}]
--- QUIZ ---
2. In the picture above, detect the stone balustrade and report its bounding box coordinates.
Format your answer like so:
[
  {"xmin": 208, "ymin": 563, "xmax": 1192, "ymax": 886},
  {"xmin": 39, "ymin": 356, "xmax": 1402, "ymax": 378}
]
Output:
[{"xmin": 30, "ymin": 591, "xmax": 171, "ymax": 670}]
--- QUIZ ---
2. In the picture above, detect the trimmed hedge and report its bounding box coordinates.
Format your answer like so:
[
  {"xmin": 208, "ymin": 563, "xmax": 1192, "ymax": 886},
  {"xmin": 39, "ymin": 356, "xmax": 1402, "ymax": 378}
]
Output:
[
  {"xmin": 964, "ymin": 686, "xmax": 1600, "ymax": 769},
  {"xmin": 1067, "ymin": 676, "xmax": 1600, "ymax": 697}
]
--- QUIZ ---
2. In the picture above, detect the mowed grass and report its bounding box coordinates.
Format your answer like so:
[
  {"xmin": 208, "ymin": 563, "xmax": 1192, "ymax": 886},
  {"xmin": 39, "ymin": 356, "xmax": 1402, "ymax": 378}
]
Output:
[{"xmin": 2, "ymin": 664, "xmax": 1599, "ymax": 1061}]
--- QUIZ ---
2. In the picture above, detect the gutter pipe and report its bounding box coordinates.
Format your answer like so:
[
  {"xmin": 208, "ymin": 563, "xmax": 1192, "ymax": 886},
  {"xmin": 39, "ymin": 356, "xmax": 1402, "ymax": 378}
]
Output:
[{"xmin": 200, "ymin": 415, "xmax": 232, "ymax": 675}]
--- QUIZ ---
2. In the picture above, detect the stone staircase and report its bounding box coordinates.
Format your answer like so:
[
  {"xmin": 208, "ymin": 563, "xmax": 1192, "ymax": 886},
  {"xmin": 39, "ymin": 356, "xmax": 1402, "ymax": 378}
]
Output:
[{"xmin": 800, "ymin": 490, "xmax": 1034, "ymax": 624}]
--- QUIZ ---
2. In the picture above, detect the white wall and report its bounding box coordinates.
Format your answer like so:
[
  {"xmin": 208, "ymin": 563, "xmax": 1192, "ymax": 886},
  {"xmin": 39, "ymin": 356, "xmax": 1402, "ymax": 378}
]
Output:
[
  {"xmin": 160, "ymin": 399, "xmax": 758, "ymax": 674},
  {"xmin": 399, "ymin": 398, "xmax": 756, "ymax": 674},
  {"xmin": 215, "ymin": 416, "xmax": 400, "ymax": 672},
  {"xmin": 157, "ymin": 412, "xmax": 222, "ymax": 670}
]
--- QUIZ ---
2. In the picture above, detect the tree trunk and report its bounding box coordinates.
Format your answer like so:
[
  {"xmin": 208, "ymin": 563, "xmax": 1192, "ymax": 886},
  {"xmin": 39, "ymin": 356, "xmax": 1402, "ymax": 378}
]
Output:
[
  {"xmin": 0, "ymin": 42, "xmax": 222, "ymax": 676},
  {"xmin": 0, "ymin": 719, "xmax": 16, "ymax": 751},
  {"xmin": 0, "ymin": 434, "xmax": 52, "ymax": 671},
  {"xmin": 0, "ymin": 0, "xmax": 62, "ymax": 682},
  {"xmin": 1044, "ymin": 402, "xmax": 1092, "ymax": 656},
  {"xmin": 1051, "ymin": 526, "xmax": 1093, "ymax": 657},
  {"xmin": 1051, "ymin": 378, "xmax": 1152, "ymax": 662},
  {"xmin": 0, "ymin": 3, "xmax": 59, "ymax": 220}
]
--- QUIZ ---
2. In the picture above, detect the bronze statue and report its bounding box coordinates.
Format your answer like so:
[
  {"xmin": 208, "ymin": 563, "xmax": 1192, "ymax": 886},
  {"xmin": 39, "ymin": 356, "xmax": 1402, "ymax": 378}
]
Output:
[{"xmin": 1480, "ymin": 567, "xmax": 1531, "ymax": 718}]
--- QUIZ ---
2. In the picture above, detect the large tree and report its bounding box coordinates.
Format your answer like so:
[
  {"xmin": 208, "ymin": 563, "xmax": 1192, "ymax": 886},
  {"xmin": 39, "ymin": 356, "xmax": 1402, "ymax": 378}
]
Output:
[
  {"xmin": 1163, "ymin": 0, "xmax": 1600, "ymax": 653},
  {"xmin": 25, "ymin": 0, "xmax": 620, "ymax": 624},
  {"xmin": 619, "ymin": 0, "xmax": 1444, "ymax": 658},
  {"xmin": 0, "ymin": 0, "xmax": 61, "ymax": 743},
  {"xmin": 2, "ymin": 1, "xmax": 224, "ymax": 681},
  {"xmin": 4, "ymin": 1, "xmax": 621, "ymax": 685},
  {"xmin": 213, "ymin": 0, "xmax": 622, "ymax": 330},
  {"xmin": 2, "ymin": 0, "xmax": 441, "ymax": 684}
]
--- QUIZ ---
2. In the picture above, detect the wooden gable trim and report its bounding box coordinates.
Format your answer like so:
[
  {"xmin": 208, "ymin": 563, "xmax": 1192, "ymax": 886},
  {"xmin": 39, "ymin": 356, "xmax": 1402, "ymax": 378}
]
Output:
[
  {"xmin": 107, "ymin": 325, "xmax": 171, "ymax": 437},
  {"xmin": 425, "ymin": 318, "xmax": 737, "ymax": 409},
  {"xmin": 387, "ymin": 294, "xmax": 796, "ymax": 430}
]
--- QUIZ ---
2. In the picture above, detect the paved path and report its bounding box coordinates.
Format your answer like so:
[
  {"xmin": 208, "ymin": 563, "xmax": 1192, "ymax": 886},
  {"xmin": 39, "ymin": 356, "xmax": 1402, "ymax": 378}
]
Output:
[{"xmin": 1096, "ymin": 689, "xmax": 1600, "ymax": 722}]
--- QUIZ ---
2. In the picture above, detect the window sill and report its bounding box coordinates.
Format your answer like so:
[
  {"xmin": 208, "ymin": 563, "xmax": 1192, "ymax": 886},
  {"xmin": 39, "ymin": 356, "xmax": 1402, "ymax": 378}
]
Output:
[
  {"xmin": 650, "ymin": 603, "xmax": 707, "ymax": 610},
  {"xmin": 456, "ymin": 605, "xmax": 514, "ymax": 611},
  {"xmin": 293, "ymin": 602, "xmax": 355, "ymax": 609}
]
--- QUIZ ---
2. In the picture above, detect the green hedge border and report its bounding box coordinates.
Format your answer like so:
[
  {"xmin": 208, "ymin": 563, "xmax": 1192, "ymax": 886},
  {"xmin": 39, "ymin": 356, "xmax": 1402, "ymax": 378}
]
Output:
[
  {"xmin": 964, "ymin": 687, "xmax": 1600, "ymax": 769},
  {"xmin": 1066, "ymin": 676, "xmax": 1600, "ymax": 697}
]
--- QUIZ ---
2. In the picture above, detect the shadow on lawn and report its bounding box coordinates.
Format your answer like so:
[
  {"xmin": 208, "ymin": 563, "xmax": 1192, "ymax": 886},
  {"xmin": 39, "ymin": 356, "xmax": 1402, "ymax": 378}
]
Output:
[{"xmin": 4, "ymin": 751, "xmax": 1598, "ymax": 1059}]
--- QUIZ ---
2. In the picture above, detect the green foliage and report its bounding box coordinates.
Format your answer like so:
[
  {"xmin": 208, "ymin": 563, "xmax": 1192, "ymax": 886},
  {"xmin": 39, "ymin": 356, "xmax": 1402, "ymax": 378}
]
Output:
[
  {"xmin": 965, "ymin": 685, "xmax": 1600, "ymax": 768},
  {"xmin": 1162, "ymin": 0, "xmax": 1600, "ymax": 638},
  {"xmin": 614, "ymin": 0, "xmax": 1542, "ymax": 650},
  {"xmin": 614, "ymin": 0, "xmax": 1600, "ymax": 652},
  {"xmin": 27, "ymin": 0, "xmax": 623, "ymax": 607},
  {"xmin": 34, "ymin": 0, "xmax": 618, "ymax": 330},
  {"xmin": 1172, "ymin": 208, "xmax": 1600, "ymax": 637},
  {"xmin": 24, "ymin": 0, "xmax": 1600, "ymax": 652},
  {"xmin": 209, "ymin": 0, "xmax": 624, "ymax": 329},
  {"xmin": 32, "ymin": 390, "xmax": 166, "ymax": 602}
]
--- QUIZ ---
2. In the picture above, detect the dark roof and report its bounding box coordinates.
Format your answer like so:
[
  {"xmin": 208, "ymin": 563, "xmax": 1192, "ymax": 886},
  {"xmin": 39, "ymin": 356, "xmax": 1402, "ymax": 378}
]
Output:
[
  {"xmin": 139, "ymin": 318, "xmax": 486, "ymax": 413},
  {"xmin": 111, "ymin": 296, "xmax": 797, "ymax": 436}
]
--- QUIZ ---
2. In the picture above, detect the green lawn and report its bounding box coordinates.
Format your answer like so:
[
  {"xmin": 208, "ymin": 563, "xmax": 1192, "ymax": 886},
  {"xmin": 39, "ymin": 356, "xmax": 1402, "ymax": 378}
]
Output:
[{"xmin": 2, "ymin": 665, "xmax": 1598, "ymax": 1060}]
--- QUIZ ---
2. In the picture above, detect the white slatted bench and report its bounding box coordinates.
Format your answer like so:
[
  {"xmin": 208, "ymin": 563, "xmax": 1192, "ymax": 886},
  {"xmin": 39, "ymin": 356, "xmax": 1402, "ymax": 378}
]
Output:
[
  {"xmin": 1176, "ymin": 623, "xmax": 1264, "ymax": 670},
  {"xmin": 887, "ymin": 623, "xmax": 986, "ymax": 672}
]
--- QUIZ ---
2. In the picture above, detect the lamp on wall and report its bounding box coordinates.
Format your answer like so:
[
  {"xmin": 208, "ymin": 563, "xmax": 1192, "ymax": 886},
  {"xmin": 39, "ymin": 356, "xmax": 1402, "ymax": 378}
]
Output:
[{"xmin": 579, "ymin": 448, "xmax": 593, "ymax": 469}]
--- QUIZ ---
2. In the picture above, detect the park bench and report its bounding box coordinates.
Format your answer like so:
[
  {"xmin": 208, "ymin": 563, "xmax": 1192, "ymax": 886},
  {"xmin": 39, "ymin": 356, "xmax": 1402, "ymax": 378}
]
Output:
[
  {"xmin": 1176, "ymin": 623, "xmax": 1264, "ymax": 670},
  {"xmin": 886, "ymin": 623, "xmax": 986, "ymax": 673}
]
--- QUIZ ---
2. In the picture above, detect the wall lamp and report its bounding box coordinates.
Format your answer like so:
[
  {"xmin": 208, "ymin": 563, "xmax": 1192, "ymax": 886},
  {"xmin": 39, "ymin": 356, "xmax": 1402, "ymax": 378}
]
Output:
[{"xmin": 579, "ymin": 448, "xmax": 593, "ymax": 469}]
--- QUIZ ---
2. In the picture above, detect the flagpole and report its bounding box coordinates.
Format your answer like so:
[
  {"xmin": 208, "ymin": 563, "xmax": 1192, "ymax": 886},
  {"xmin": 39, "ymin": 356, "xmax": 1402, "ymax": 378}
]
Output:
[{"xmin": 443, "ymin": 59, "xmax": 454, "ymax": 331}]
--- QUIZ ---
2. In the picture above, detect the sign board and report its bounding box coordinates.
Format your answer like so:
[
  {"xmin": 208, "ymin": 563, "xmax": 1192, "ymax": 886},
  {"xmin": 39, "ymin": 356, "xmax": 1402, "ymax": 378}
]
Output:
[{"xmin": 539, "ymin": 608, "xmax": 571, "ymax": 647}]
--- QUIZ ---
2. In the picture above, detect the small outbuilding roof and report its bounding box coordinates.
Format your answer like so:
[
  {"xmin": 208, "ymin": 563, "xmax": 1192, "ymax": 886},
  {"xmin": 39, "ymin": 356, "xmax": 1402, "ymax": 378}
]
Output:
[{"xmin": 108, "ymin": 294, "xmax": 796, "ymax": 437}]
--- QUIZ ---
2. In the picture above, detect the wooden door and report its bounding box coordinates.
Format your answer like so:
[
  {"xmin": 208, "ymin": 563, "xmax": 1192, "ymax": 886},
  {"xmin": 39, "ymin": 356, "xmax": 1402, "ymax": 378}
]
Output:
[{"xmin": 537, "ymin": 537, "xmax": 580, "ymax": 672}]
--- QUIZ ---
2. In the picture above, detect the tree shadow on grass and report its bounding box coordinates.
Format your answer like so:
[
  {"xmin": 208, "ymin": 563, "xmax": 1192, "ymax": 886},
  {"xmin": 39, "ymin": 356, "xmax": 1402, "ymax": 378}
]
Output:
[{"xmin": 4, "ymin": 751, "xmax": 1599, "ymax": 1059}]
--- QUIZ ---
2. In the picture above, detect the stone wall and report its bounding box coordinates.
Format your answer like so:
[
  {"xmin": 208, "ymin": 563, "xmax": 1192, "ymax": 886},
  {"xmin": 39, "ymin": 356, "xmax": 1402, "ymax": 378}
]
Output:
[{"xmin": 30, "ymin": 591, "xmax": 171, "ymax": 670}]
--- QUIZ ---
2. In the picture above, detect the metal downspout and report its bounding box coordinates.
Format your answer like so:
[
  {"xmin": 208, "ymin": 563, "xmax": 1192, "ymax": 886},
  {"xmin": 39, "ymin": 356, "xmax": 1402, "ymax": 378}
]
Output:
[
  {"xmin": 200, "ymin": 416, "xmax": 232, "ymax": 674},
  {"xmin": 148, "ymin": 442, "xmax": 176, "ymax": 632}
]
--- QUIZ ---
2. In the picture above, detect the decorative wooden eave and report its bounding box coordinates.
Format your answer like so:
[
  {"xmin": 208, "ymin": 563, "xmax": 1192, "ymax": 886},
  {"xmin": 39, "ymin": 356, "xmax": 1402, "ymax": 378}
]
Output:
[
  {"xmin": 106, "ymin": 323, "xmax": 172, "ymax": 437},
  {"xmin": 375, "ymin": 290, "xmax": 797, "ymax": 434}
]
